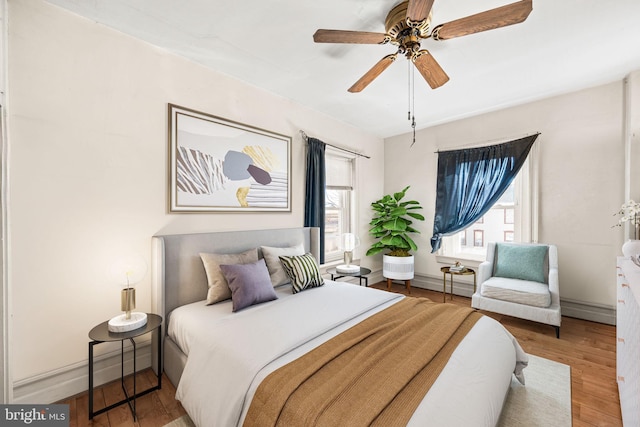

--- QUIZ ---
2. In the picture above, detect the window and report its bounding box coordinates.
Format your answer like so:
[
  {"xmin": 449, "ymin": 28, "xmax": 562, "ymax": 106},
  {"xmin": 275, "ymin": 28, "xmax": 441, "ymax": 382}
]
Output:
[
  {"xmin": 473, "ymin": 230, "xmax": 484, "ymax": 247},
  {"xmin": 437, "ymin": 144, "xmax": 538, "ymax": 262},
  {"xmin": 324, "ymin": 150, "xmax": 355, "ymax": 263},
  {"xmin": 504, "ymin": 208, "xmax": 514, "ymax": 224}
]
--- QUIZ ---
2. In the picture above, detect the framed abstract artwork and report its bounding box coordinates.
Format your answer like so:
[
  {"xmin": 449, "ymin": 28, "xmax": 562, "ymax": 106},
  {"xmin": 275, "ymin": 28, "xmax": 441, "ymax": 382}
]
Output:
[{"xmin": 168, "ymin": 104, "xmax": 291, "ymax": 212}]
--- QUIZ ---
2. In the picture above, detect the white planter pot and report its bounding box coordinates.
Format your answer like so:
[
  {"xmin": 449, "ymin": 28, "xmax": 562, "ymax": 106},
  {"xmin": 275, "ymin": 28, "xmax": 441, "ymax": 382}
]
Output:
[
  {"xmin": 622, "ymin": 240, "xmax": 640, "ymax": 258},
  {"xmin": 383, "ymin": 254, "xmax": 414, "ymax": 280}
]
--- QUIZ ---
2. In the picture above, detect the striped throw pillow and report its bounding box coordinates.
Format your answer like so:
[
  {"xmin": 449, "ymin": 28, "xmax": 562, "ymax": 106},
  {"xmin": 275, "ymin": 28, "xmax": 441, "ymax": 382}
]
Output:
[{"xmin": 279, "ymin": 253, "xmax": 325, "ymax": 294}]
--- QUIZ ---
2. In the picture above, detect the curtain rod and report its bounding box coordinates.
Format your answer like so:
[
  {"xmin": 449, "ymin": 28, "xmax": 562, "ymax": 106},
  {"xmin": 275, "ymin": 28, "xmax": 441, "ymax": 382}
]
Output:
[
  {"xmin": 433, "ymin": 132, "xmax": 541, "ymax": 154},
  {"xmin": 300, "ymin": 130, "xmax": 370, "ymax": 159}
]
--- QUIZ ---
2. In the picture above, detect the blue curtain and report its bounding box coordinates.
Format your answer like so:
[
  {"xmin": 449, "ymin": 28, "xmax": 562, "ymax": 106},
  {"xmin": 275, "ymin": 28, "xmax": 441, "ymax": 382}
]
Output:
[
  {"xmin": 430, "ymin": 134, "xmax": 539, "ymax": 253},
  {"xmin": 304, "ymin": 137, "xmax": 326, "ymax": 263}
]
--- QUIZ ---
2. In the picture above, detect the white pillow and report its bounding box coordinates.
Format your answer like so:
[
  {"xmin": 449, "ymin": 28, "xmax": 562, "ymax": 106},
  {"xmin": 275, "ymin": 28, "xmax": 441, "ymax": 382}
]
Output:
[
  {"xmin": 200, "ymin": 248, "xmax": 259, "ymax": 305},
  {"xmin": 261, "ymin": 243, "xmax": 305, "ymax": 286}
]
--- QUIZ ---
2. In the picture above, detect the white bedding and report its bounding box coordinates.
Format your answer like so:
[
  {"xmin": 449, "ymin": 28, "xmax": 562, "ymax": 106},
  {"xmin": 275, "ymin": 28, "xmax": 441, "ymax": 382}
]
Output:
[
  {"xmin": 171, "ymin": 281, "xmax": 528, "ymax": 427},
  {"xmin": 167, "ymin": 283, "xmax": 326, "ymax": 357}
]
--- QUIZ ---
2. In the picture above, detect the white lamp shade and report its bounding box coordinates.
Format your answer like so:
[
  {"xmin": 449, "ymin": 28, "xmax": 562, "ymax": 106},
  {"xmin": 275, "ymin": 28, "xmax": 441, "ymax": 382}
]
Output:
[
  {"xmin": 339, "ymin": 233, "xmax": 360, "ymax": 252},
  {"xmin": 110, "ymin": 254, "xmax": 147, "ymax": 288}
]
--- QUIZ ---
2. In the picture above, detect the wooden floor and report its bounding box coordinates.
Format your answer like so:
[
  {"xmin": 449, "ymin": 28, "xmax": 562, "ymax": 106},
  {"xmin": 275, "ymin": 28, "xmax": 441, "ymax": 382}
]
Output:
[{"xmin": 62, "ymin": 283, "xmax": 621, "ymax": 426}]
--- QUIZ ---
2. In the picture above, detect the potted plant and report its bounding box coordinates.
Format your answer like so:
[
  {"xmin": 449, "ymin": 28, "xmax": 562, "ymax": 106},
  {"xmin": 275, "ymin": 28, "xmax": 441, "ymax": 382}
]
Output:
[
  {"xmin": 614, "ymin": 199, "xmax": 640, "ymax": 257},
  {"xmin": 366, "ymin": 186, "xmax": 425, "ymax": 281}
]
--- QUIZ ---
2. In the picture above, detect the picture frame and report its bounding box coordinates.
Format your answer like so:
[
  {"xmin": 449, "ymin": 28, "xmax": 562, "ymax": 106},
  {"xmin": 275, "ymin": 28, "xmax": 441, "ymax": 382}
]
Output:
[{"xmin": 168, "ymin": 104, "xmax": 291, "ymax": 212}]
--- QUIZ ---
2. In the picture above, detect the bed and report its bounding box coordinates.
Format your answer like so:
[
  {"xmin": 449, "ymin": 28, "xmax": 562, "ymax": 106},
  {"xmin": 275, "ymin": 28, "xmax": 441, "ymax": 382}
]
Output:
[{"xmin": 151, "ymin": 227, "xmax": 528, "ymax": 427}]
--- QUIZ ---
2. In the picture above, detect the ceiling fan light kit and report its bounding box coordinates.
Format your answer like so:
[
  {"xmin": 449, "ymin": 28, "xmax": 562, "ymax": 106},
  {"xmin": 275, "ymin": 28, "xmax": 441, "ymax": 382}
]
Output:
[{"xmin": 313, "ymin": 0, "xmax": 533, "ymax": 92}]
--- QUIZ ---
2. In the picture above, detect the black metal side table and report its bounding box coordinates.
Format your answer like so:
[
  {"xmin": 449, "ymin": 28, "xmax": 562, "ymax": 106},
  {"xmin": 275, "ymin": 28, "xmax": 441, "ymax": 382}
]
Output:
[
  {"xmin": 327, "ymin": 267, "xmax": 372, "ymax": 287},
  {"xmin": 88, "ymin": 313, "xmax": 162, "ymax": 421}
]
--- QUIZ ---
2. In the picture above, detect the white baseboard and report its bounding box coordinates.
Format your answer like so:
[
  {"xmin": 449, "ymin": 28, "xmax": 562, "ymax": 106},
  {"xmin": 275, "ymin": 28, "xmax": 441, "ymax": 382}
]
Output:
[
  {"xmin": 12, "ymin": 342, "xmax": 151, "ymax": 404},
  {"xmin": 410, "ymin": 273, "xmax": 616, "ymax": 325},
  {"xmin": 560, "ymin": 298, "xmax": 616, "ymax": 325},
  {"xmin": 369, "ymin": 270, "xmax": 617, "ymax": 325}
]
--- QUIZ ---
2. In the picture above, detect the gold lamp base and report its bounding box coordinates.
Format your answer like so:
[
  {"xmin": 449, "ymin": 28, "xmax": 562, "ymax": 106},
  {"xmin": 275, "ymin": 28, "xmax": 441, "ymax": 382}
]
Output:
[{"xmin": 121, "ymin": 288, "xmax": 136, "ymax": 319}]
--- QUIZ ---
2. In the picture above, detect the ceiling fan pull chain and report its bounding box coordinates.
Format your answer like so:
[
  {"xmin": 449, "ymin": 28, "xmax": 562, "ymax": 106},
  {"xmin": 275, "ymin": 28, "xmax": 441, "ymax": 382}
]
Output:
[
  {"xmin": 412, "ymin": 62, "xmax": 415, "ymax": 121},
  {"xmin": 410, "ymin": 59, "xmax": 416, "ymax": 147},
  {"xmin": 411, "ymin": 115, "xmax": 416, "ymax": 147},
  {"xmin": 407, "ymin": 59, "xmax": 412, "ymax": 120}
]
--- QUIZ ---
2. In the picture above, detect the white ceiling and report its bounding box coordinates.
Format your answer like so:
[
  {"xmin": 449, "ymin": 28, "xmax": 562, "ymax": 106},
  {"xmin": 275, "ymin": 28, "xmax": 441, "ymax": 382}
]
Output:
[{"xmin": 43, "ymin": 0, "xmax": 640, "ymax": 138}]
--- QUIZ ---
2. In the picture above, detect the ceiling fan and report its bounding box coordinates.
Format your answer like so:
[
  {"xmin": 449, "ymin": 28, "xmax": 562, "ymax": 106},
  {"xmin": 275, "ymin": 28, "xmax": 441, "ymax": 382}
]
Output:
[{"xmin": 313, "ymin": 0, "xmax": 532, "ymax": 92}]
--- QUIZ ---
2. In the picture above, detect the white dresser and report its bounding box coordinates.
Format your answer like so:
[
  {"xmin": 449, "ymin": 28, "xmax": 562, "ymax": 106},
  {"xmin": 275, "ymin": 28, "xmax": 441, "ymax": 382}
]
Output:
[{"xmin": 617, "ymin": 257, "xmax": 640, "ymax": 425}]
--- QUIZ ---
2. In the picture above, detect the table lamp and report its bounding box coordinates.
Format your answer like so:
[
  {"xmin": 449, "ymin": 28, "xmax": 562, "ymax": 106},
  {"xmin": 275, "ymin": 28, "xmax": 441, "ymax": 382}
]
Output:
[
  {"xmin": 108, "ymin": 254, "xmax": 148, "ymax": 332},
  {"xmin": 336, "ymin": 233, "xmax": 361, "ymax": 274}
]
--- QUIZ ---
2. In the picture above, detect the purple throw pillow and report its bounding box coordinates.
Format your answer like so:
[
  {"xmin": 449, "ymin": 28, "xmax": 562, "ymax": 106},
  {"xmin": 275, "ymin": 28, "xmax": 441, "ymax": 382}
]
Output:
[{"xmin": 219, "ymin": 258, "xmax": 278, "ymax": 312}]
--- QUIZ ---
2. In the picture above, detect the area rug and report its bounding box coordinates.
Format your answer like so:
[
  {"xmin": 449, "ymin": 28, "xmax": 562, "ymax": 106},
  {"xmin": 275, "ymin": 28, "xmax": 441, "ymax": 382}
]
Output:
[
  {"xmin": 164, "ymin": 354, "xmax": 571, "ymax": 427},
  {"xmin": 164, "ymin": 414, "xmax": 195, "ymax": 427},
  {"xmin": 497, "ymin": 354, "xmax": 572, "ymax": 426}
]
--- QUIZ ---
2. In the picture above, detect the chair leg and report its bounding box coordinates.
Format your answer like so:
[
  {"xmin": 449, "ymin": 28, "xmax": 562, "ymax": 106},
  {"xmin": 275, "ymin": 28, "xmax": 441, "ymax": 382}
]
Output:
[{"xmin": 555, "ymin": 326, "xmax": 560, "ymax": 339}]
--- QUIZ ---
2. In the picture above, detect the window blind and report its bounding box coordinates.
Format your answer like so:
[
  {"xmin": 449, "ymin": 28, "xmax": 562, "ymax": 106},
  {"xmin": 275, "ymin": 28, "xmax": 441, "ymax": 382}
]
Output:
[{"xmin": 326, "ymin": 153, "xmax": 353, "ymax": 189}]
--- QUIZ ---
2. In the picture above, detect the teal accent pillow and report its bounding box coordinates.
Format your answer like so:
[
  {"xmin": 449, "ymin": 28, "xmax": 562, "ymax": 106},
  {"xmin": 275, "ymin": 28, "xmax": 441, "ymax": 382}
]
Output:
[
  {"xmin": 493, "ymin": 243, "xmax": 548, "ymax": 284},
  {"xmin": 279, "ymin": 253, "xmax": 325, "ymax": 293}
]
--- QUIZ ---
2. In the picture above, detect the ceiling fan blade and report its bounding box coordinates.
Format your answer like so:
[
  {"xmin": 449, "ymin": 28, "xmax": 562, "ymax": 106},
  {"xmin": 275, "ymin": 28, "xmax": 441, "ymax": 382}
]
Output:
[
  {"xmin": 313, "ymin": 29, "xmax": 389, "ymax": 44},
  {"xmin": 406, "ymin": 0, "xmax": 436, "ymax": 24},
  {"xmin": 348, "ymin": 54, "xmax": 397, "ymax": 93},
  {"xmin": 413, "ymin": 50, "xmax": 449, "ymax": 89},
  {"xmin": 432, "ymin": 0, "xmax": 532, "ymax": 41}
]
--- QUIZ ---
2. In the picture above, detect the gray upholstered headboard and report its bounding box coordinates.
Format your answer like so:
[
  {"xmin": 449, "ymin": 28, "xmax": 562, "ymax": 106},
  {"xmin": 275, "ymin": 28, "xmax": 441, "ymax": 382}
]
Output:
[{"xmin": 151, "ymin": 227, "xmax": 320, "ymax": 330}]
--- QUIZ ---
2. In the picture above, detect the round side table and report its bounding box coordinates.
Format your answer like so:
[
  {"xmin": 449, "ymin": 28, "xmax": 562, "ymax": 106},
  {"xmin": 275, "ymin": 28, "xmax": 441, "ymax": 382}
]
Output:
[
  {"xmin": 440, "ymin": 267, "xmax": 476, "ymax": 303},
  {"xmin": 327, "ymin": 267, "xmax": 372, "ymax": 286},
  {"xmin": 88, "ymin": 313, "xmax": 162, "ymax": 421}
]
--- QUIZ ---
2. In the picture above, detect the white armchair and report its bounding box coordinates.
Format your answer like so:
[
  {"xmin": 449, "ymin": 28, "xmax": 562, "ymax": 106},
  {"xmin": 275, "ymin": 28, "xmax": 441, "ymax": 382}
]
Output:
[{"xmin": 471, "ymin": 242, "xmax": 561, "ymax": 338}]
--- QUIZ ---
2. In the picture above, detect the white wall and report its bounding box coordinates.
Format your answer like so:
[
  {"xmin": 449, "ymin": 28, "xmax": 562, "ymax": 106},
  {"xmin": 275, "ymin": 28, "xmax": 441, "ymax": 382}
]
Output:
[
  {"xmin": 627, "ymin": 71, "xmax": 640, "ymax": 212},
  {"xmin": 0, "ymin": 0, "xmax": 7, "ymax": 404},
  {"xmin": 384, "ymin": 82, "xmax": 626, "ymax": 308},
  {"xmin": 7, "ymin": 0, "xmax": 383, "ymax": 383}
]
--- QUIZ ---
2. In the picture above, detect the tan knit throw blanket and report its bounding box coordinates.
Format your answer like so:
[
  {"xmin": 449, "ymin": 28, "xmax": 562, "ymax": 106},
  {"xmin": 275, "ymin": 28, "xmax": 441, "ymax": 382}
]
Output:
[{"xmin": 244, "ymin": 297, "xmax": 482, "ymax": 427}]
